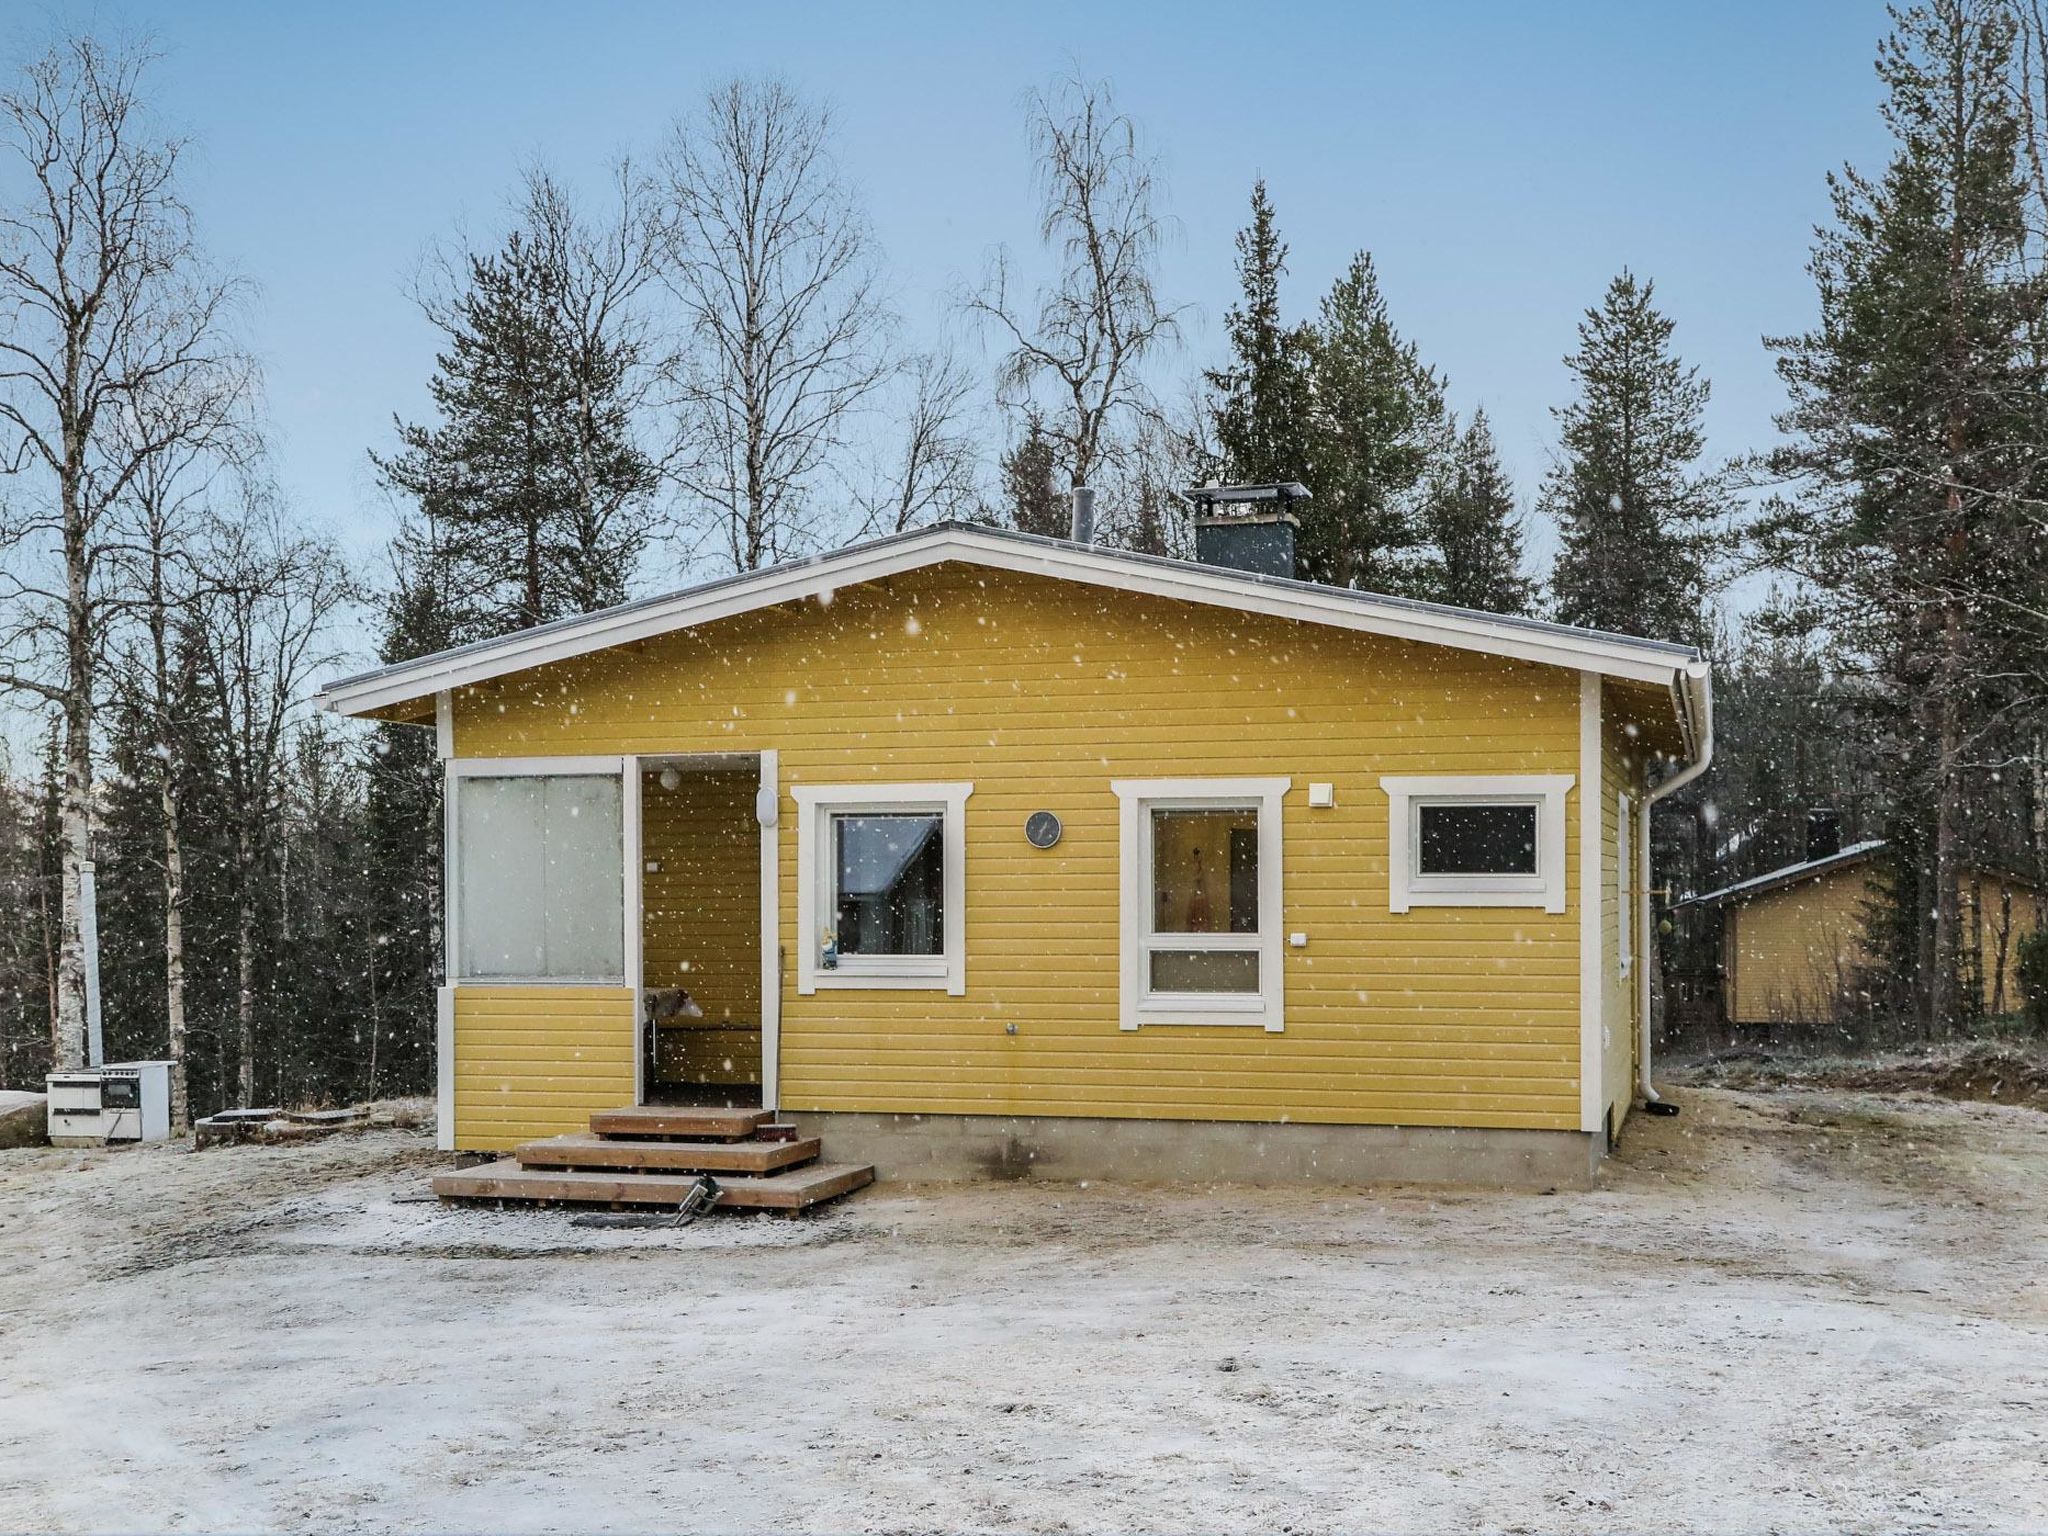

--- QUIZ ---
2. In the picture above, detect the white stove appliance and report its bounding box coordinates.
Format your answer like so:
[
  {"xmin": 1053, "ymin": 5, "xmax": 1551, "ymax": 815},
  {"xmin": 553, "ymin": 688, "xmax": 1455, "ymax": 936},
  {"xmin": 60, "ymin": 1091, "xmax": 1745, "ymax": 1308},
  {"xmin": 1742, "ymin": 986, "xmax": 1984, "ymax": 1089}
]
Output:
[{"xmin": 46, "ymin": 1061, "xmax": 173, "ymax": 1146}]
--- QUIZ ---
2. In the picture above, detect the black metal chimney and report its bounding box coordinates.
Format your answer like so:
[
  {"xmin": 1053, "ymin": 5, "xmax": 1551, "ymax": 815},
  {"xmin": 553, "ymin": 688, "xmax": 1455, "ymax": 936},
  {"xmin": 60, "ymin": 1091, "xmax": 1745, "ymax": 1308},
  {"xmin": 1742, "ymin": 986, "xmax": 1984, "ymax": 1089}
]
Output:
[
  {"xmin": 1185, "ymin": 482, "xmax": 1308, "ymax": 580},
  {"xmin": 1805, "ymin": 807, "xmax": 1842, "ymax": 862}
]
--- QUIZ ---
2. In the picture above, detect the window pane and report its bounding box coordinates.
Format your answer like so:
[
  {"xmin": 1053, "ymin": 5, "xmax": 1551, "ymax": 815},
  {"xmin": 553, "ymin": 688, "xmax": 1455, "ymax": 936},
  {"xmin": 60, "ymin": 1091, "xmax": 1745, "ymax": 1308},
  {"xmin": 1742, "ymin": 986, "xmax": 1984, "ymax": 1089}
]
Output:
[
  {"xmin": 1418, "ymin": 802, "xmax": 1538, "ymax": 876},
  {"xmin": 1151, "ymin": 807, "xmax": 1259, "ymax": 934},
  {"xmin": 458, "ymin": 777, "xmax": 546, "ymax": 978},
  {"xmin": 834, "ymin": 813, "xmax": 944, "ymax": 956},
  {"xmin": 542, "ymin": 776, "xmax": 624, "ymax": 978},
  {"xmin": 1148, "ymin": 948, "xmax": 1260, "ymax": 993},
  {"xmin": 457, "ymin": 774, "xmax": 622, "ymax": 979}
]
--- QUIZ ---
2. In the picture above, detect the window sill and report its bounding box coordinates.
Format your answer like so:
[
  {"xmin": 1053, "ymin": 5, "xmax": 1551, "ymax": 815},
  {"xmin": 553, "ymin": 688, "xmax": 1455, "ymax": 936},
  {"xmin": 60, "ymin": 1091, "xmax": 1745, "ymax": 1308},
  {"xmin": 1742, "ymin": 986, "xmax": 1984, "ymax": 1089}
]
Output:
[
  {"xmin": 452, "ymin": 976, "xmax": 631, "ymax": 987},
  {"xmin": 806, "ymin": 970, "xmax": 954, "ymax": 992},
  {"xmin": 1123, "ymin": 1000, "xmax": 1284, "ymax": 1032},
  {"xmin": 1393, "ymin": 887, "xmax": 1558, "ymax": 911}
]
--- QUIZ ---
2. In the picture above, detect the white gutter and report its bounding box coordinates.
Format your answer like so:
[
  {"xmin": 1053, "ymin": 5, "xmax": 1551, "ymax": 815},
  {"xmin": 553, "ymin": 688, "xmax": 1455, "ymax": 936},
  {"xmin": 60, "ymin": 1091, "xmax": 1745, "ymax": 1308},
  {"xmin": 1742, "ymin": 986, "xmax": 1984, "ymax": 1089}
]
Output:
[{"xmin": 1639, "ymin": 660, "xmax": 1714, "ymax": 1106}]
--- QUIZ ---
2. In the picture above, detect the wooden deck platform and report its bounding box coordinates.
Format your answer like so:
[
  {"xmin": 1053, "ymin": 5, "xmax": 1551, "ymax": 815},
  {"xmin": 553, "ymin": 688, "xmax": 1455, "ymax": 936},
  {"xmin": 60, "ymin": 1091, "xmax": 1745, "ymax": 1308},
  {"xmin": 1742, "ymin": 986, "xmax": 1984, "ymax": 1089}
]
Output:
[
  {"xmin": 433, "ymin": 1158, "xmax": 874, "ymax": 1211},
  {"xmin": 585, "ymin": 1106, "xmax": 771, "ymax": 1140},
  {"xmin": 513, "ymin": 1132, "xmax": 824, "ymax": 1174},
  {"xmin": 433, "ymin": 1104, "xmax": 872, "ymax": 1214}
]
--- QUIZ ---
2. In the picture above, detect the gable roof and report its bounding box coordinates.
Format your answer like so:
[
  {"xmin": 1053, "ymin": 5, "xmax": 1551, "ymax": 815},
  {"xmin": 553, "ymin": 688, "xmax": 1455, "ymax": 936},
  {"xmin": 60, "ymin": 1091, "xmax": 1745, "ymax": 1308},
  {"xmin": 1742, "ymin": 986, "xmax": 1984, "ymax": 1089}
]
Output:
[
  {"xmin": 1674, "ymin": 841, "xmax": 1888, "ymax": 909},
  {"xmin": 314, "ymin": 521, "xmax": 1712, "ymax": 756}
]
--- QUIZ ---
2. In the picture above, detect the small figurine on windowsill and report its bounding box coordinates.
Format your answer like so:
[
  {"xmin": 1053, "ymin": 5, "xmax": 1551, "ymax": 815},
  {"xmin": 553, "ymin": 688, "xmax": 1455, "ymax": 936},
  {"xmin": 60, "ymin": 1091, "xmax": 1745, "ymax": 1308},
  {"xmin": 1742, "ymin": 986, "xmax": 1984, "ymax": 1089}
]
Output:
[{"xmin": 822, "ymin": 926, "xmax": 839, "ymax": 970}]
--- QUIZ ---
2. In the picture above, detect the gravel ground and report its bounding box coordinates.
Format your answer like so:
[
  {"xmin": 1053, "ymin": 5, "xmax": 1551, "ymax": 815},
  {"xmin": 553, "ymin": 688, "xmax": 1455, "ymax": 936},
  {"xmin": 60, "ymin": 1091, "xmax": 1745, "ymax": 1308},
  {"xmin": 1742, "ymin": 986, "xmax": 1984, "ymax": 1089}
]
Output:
[{"xmin": 0, "ymin": 1084, "xmax": 2043, "ymax": 1534}]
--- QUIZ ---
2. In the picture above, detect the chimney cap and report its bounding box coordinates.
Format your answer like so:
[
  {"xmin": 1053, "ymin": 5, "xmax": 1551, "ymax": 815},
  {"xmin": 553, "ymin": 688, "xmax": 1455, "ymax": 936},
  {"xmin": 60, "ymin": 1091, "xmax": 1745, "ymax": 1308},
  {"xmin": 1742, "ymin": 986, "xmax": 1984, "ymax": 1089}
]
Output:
[{"xmin": 1185, "ymin": 481, "xmax": 1310, "ymax": 510}]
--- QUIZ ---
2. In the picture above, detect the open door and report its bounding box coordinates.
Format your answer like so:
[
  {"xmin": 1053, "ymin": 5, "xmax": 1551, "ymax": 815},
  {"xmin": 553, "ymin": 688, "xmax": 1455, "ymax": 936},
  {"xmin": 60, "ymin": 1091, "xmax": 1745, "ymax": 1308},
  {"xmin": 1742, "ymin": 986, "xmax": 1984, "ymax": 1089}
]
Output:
[{"xmin": 637, "ymin": 753, "xmax": 776, "ymax": 1110}]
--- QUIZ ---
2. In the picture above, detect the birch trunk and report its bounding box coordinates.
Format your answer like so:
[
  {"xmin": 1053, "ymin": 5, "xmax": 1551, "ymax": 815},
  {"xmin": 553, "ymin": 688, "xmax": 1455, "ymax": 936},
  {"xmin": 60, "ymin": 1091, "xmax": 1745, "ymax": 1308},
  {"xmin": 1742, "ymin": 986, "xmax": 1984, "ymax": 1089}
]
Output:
[{"xmin": 236, "ymin": 823, "xmax": 256, "ymax": 1106}]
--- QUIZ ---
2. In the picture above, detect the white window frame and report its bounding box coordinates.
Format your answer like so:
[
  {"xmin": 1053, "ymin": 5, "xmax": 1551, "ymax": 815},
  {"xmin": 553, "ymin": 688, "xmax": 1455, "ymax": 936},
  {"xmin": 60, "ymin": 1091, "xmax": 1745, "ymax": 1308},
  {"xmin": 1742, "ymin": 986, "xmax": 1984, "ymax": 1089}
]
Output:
[
  {"xmin": 1113, "ymin": 777, "xmax": 1288, "ymax": 1032},
  {"xmin": 793, "ymin": 782, "xmax": 971, "ymax": 995},
  {"xmin": 1380, "ymin": 774, "xmax": 1573, "ymax": 914},
  {"xmin": 446, "ymin": 755, "xmax": 631, "ymax": 986},
  {"xmin": 1617, "ymin": 791, "xmax": 1634, "ymax": 978}
]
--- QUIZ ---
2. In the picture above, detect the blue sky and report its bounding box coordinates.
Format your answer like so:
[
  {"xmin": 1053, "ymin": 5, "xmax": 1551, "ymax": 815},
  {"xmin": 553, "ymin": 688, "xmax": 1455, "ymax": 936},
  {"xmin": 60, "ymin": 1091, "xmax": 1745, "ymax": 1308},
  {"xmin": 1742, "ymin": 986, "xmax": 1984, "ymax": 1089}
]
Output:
[{"xmin": 12, "ymin": 1, "xmax": 1894, "ymax": 600}]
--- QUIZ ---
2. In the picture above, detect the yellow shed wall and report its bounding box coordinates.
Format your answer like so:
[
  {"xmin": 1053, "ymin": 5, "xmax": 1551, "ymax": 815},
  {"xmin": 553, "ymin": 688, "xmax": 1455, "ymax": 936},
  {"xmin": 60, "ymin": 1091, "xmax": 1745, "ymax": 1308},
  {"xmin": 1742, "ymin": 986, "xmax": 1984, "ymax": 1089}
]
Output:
[
  {"xmin": 452, "ymin": 986, "xmax": 637, "ymax": 1150},
  {"xmin": 1960, "ymin": 872, "xmax": 2040, "ymax": 1015},
  {"xmin": 449, "ymin": 563, "xmax": 1592, "ymax": 1141},
  {"xmin": 1725, "ymin": 862, "xmax": 2043, "ymax": 1025}
]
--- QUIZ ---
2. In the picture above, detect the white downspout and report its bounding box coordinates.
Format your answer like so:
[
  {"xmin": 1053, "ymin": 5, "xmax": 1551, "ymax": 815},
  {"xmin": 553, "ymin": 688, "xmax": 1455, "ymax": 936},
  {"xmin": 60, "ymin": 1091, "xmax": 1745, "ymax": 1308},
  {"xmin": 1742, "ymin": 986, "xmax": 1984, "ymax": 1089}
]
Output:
[{"xmin": 1640, "ymin": 661, "xmax": 1714, "ymax": 1106}]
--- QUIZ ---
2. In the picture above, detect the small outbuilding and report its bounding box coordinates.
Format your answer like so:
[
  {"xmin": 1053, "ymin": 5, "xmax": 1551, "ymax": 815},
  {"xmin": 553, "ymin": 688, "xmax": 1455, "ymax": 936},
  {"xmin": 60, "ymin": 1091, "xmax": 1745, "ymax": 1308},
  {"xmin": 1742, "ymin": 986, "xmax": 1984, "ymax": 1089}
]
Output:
[
  {"xmin": 316, "ymin": 505, "xmax": 1712, "ymax": 1189},
  {"xmin": 1676, "ymin": 819, "xmax": 2040, "ymax": 1027}
]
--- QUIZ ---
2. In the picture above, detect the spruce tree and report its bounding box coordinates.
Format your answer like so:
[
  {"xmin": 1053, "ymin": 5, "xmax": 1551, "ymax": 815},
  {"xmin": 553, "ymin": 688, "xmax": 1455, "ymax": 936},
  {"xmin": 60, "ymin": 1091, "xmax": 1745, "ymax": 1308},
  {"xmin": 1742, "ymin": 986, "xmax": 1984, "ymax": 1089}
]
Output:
[
  {"xmin": 1420, "ymin": 409, "xmax": 1534, "ymax": 614},
  {"xmin": 1542, "ymin": 270, "xmax": 1726, "ymax": 646},
  {"xmin": 1302, "ymin": 252, "xmax": 1445, "ymax": 592},
  {"xmin": 1207, "ymin": 180, "xmax": 1316, "ymax": 487},
  {"xmin": 361, "ymin": 524, "xmax": 458, "ymax": 1102},
  {"xmin": 1767, "ymin": 0, "xmax": 2048, "ymax": 1031},
  {"xmin": 1000, "ymin": 413, "xmax": 1066, "ymax": 537}
]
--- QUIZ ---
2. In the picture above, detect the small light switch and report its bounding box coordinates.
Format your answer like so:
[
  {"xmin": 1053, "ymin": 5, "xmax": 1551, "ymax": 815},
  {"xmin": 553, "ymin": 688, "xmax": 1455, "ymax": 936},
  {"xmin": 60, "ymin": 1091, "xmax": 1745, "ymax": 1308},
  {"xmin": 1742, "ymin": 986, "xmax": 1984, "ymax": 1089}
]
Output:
[{"xmin": 1308, "ymin": 782, "xmax": 1335, "ymax": 808}]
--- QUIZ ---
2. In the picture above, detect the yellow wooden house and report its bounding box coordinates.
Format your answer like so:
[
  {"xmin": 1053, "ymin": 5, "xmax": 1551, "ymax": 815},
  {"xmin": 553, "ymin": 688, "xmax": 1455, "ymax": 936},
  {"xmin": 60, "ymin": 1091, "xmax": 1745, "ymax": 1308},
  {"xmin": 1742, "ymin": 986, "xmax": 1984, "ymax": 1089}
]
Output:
[
  {"xmin": 316, "ymin": 507, "xmax": 1712, "ymax": 1191},
  {"xmin": 1680, "ymin": 835, "xmax": 2041, "ymax": 1026}
]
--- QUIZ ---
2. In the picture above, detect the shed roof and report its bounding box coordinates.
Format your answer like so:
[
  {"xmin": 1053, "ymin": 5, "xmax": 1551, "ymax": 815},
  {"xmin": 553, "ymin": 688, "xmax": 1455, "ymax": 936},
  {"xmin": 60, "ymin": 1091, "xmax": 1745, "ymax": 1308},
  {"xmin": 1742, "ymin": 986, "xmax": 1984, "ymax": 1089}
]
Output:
[
  {"xmin": 1674, "ymin": 841, "xmax": 1888, "ymax": 909},
  {"xmin": 314, "ymin": 521, "xmax": 1712, "ymax": 758}
]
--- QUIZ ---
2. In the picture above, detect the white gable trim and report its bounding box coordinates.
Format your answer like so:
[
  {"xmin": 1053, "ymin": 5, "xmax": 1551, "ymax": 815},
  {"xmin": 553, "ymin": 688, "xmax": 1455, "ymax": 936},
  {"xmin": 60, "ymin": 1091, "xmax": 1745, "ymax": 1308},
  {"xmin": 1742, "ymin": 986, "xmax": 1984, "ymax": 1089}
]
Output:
[{"xmin": 315, "ymin": 525, "xmax": 1709, "ymax": 729}]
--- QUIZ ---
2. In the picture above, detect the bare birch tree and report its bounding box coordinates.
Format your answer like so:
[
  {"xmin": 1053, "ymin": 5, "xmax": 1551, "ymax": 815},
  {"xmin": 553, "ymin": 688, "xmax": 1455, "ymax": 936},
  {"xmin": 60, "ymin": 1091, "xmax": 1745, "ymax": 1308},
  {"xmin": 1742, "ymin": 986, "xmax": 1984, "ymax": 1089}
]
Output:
[
  {"xmin": 659, "ymin": 78, "xmax": 893, "ymax": 570},
  {"xmin": 0, "ymin": 37, "xmax": 248, "ymax": 1070},
  {"xmin": 107, "ymin": 403, "xmax": 245, "ymax": 1129},
  {"xmin": 967, "ymin": 73, "xmax": 1185, "ymax": 500},
  {"xmin": 855, "ymin": 349, "xmax": 979, "ymax": 535},
  {"xmin": 191, "ymin": 501, "xmax": 345, "ymax": 1105}
]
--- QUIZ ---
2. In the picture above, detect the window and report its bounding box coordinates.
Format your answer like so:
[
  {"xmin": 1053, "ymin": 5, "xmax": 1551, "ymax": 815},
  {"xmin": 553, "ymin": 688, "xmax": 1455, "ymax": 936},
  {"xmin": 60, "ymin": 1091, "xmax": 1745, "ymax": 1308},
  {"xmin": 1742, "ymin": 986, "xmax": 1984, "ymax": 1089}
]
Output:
[
  {"xmin": 794, "ymin": 784, "xmax": 971, "ymax": 993},
  {"xmin": 1617, "ymin": 792, "xmax": 1633, "ymax": 977},
  {"xmin": 1113, "ymin": 778, "xmax": 1288, "ymax": 1030},
  {"xmin": 454, "ymin": 770, "xmax": 625, "ymax": 981},
  {"xmin": 1380, "ymin": 774, "xmax": 1573, "ymax": 913}
]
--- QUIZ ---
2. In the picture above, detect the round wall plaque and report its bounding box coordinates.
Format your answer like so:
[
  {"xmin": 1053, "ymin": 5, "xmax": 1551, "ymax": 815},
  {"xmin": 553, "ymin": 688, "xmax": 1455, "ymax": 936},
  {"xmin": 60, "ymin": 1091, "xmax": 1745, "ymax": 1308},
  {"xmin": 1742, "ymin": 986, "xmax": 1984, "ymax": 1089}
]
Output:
[{"xmin": 1024, "ymin": 810, "xmax": 1063, "ymax": 849}]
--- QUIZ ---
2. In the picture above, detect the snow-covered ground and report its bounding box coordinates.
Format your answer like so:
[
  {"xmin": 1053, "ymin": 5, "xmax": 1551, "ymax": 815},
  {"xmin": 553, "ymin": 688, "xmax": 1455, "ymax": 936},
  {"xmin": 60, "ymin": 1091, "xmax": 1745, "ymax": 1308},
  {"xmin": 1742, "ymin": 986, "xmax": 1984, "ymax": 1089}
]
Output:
[{"xmin": 0, "ymin": 1086, "xmax": 2044, "ymax": 1534}]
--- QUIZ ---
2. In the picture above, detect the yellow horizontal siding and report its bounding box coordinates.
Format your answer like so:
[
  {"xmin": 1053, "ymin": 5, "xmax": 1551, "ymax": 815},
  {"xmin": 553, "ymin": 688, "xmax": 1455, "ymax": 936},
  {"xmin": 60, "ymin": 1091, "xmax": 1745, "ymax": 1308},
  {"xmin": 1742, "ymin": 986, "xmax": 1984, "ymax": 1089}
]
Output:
[
  {"xmin": 453, "ymin": 986, "xmax": 635, "ymax": 1150},
  {"xmin": 453, "ymin": 563, "xmax": 1586, "ymax": 1139}
]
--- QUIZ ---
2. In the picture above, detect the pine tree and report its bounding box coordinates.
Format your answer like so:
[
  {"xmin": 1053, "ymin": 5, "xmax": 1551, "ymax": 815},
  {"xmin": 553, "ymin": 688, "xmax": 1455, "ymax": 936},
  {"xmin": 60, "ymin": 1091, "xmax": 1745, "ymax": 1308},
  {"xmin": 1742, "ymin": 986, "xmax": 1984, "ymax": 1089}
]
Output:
[
  {"xmin": 1420, "ymin": 409, "xmax": 1534, "ymax": 614},
  {"xmin": 1207, "ymin": 180, "xmax": 1316, "ymax": 488},
  {"xmin": 1543, "ymin": 271, "xmax": 1727, "ymax": 646},
  {"xmin": 1302, "ymin": 252, "xmax": 1445, "ymax": 592},
  {"xmin": 1766, "ymin": 0, "xmax": 2048, "ymax": 1032},
  {"xmin": 375, "ymin": 230, "xmax": 654, "ymax": 633},
  {"xmin": 1000, "ymin": 413, "xmax": 1066, "ymax": 537}
]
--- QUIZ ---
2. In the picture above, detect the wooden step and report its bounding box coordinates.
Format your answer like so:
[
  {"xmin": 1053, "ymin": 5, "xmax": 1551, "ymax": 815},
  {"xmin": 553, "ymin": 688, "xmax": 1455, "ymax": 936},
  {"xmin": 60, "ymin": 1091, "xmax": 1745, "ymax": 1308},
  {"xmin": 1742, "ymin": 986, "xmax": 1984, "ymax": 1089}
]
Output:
[
  {"xmin": 514, "ymin": 1133, "xmax": 822, "ymax": 1175},
  {"xmin": 586, "ymin": 1105, "xmax": 770, "ymax": 1141},
  {"xmin": 432, "ymin": 1159, "xmax": 874, "ymax": 1212}
]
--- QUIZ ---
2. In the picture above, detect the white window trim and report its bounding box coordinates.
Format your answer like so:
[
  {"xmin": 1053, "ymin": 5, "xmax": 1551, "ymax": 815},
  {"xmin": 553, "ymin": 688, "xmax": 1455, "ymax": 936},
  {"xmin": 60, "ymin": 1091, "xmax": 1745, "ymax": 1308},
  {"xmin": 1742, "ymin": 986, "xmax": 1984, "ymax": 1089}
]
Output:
[
  {"xmin": 1112, "ymin": 777, "xmax": 1289, "ymax": 1032},
  {"xmin": 1380, "ymin": 773, "xmax": 1573, "ymax": 914},
  {"xmin": 446, "ymin": 756, "xmax": 631, "ymax": 986},
  {"xmin": 792, "ymin": 782, "xmax": 971, "ymax": 996},
  {"xmin": 1617, "ymin": 790, "xmax": 1634, "ymax": 978}
]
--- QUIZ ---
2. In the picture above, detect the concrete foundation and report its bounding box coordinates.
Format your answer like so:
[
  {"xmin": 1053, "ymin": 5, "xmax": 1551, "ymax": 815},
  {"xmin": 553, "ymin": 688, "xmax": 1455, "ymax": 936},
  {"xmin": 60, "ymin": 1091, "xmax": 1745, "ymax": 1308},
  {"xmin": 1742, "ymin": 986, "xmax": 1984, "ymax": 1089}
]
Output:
[{"xmin": 795, "ymin": 1111, "xmax": 1604, "ymax": 1190}]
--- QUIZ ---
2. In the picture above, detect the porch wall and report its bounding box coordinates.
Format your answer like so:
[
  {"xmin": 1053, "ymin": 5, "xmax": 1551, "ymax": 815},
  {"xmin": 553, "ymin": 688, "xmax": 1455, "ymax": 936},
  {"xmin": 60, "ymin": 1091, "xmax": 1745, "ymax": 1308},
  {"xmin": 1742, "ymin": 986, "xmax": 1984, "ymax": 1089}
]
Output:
[{"xmin": 453, "ymin": 986, "xmax": 635, "ymax": 1151}]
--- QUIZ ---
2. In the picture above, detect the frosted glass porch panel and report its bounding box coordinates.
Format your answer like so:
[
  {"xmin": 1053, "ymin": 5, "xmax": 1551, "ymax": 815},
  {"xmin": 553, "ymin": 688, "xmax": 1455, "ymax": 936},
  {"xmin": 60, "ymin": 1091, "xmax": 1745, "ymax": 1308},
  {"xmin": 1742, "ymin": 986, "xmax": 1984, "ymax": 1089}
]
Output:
[{"xmin": 456, "ymin": 774, "xmax": 623, "ymax": 981}]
